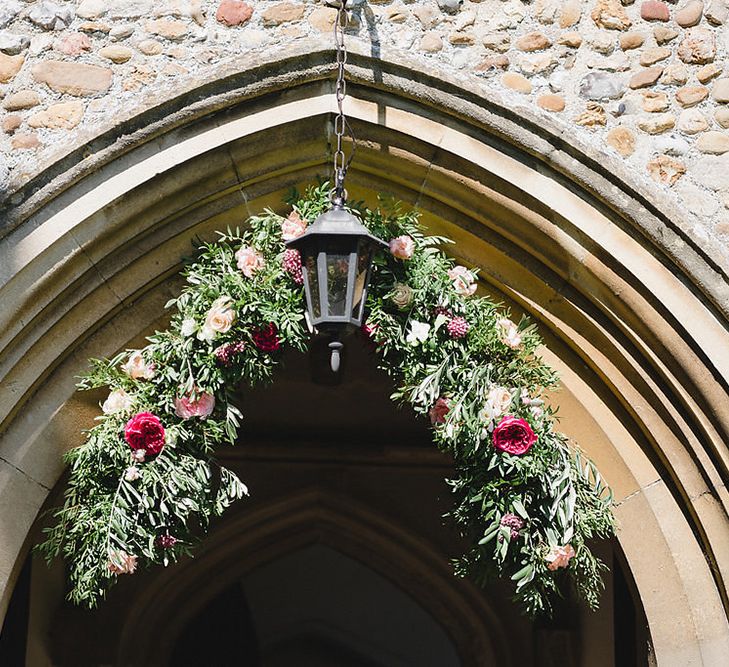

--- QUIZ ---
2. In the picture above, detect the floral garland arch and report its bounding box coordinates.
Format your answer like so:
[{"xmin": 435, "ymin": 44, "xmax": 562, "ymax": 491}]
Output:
[{"xmin": 38, "ymin": 183, "xmax": 615, "ymax": 616}]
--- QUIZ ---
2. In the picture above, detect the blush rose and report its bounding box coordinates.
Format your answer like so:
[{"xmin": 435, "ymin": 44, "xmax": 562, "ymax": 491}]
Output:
[
  {"xmin": 235, "ymin": 245, "xmax": 265, "ymax": 278},
  {"xmin": 281, "ymin": 211, "xmax": 307, "ymax": 241},
  {"xmin": 174, "ymin": 392, "xmax": 215, "ymax": 419},
  {"xmin": 389, "ymin": 235, "xmax": 415, "ymax": 260}
]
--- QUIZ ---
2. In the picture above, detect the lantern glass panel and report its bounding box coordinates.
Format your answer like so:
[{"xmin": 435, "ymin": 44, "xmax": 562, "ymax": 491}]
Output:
[
  {"xmin": 325, "ymin": 243, "xmax": 351, "ymax": 317},
  {"xmin": 351, "ymin": 242, "xmax": 372, "ymax": 320},
  {"xmin": 304, "ymin": 252, "xmax": 321, "ymax": 319}
]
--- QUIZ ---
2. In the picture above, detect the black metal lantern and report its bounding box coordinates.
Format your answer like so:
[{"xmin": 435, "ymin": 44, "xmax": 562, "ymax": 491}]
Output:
[{"xmin": 286, "ymin": 203, "xmax": 386, "ymax": 371}]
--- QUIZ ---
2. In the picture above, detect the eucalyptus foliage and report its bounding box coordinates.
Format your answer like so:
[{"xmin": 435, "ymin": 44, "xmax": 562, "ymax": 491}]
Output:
[{"xmin": 38, "ymin": 183, "xmax": 614, "ymax": 614}]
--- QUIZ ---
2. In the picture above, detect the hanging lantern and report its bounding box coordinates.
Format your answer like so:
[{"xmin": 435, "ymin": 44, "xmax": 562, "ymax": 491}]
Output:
[{"xmin": 286, "ymin": 204, "xmax": 386, "ymax": 350}]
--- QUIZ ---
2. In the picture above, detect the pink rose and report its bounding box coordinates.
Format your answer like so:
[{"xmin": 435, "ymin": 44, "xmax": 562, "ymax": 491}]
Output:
[
  {"xmin": 281, "ymin": 211, "xmax": 307, "ymax": 241},
  {"xmin": 497, "ymin": 317, "xmax": 522, "ymax": 349},
  {"xmin": 108, "ymin": 550, "xmax": 138, "ymax": 575},
  {"xmin": 174, "ymin": 392, "xmax": 215, "ymax": 419},
  {"xmin": 492, "ymin": 415, "xmax": 536, "ymax": 456},
  {"xmin": 235, "ymin": 245, "xmax": 265, "ymax": 278},
  {"xmin": 124, "ymin": 412, "xmax": 166, "ymax": 457},
  {"xmin": 389, "ymin": 235, "xmax": 415, "ymax": 260},
  {"xmin": 122, "ymin": 350, "xmax": 155, "ymax": 380},
  {"xmin": 429, "ymin": 397, "xmax": 450, "ymax": 425},
  {"xmin": 447, "ymin": 266, "xmax": 477, "ymax": 297},
  {"xmin": 545, "ymin": 544, "xmax": 576, "ymax": 571}
]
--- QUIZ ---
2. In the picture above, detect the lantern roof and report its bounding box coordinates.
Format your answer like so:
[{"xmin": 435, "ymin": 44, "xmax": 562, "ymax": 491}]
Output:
[{"xmin": 285, "ymin": 206, "xmax": 388, "ymax": 250}]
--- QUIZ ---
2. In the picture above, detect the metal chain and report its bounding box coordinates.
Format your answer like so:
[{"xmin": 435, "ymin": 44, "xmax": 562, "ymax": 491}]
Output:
[{"xmin": 332, "ymin": 0, "xmax": 355, "ymax": 204}]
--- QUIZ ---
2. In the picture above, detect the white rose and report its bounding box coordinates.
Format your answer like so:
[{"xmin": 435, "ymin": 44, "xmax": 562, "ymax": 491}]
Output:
[
  {"xmin": 180, "ymin": 318, "xmax": 197, "ymax": 337},
  {"xmin": 102, "ymin": 388, "xmax": 134, "ymax": 415},
  {"xmin": 198, "ymin": 296, "xmax": 237, "ymax": 341},
  {"xmin": 496, "ymin": 317, "xmax": 522, "ymax": 349},
  {"xmin": 122, "ymin": 351, "xmax": 155, "ymax": 380},
  {"xmin": 406, "ymin": 320, "xmax": 431, "ymax": 345},
  {"xmin": 481, "ymin": 385, "xmax": 512, "ymax": 423}
]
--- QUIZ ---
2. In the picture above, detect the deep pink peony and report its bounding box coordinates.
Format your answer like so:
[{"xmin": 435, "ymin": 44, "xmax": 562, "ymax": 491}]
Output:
[
  {"xmin": 429, "ymin": 397, "xmax": 450, "ymax": 425},
  {"xmin": 124, "ymin": 412, "xmax": 166, "ymax": 457},
  {"xmin": 174, "ymin": 392, "xmax": 215, "ymax": 419},
  {"xmin": 492, "ymin": 415, "xmax": 536, "ymax": 456}
]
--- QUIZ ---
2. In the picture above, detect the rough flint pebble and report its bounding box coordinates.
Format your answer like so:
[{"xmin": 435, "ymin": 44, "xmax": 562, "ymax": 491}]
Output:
[
  {"xmin": 28, "ymin": 1, "xmax": 74, "ymax": 31},
  {"xmin": 0, "ymin": 32, "xmax": 30, "ymax": 55},
  {"xmin": 579, "ymin": 72, "xmax": 626, "ymax": 100},
  {"xmin": 437, "ymin": 0, "xmax": 463, "ymax": 14},
  {"xmin": 0, "ymin": 1, "xmax": 23, "ymax": 30}
]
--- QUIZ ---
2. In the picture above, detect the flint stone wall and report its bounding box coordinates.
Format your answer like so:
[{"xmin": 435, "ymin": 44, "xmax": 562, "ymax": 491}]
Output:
[{"xmin": 1, "ymin": 0, "xmax": 729, "ymax": 267}]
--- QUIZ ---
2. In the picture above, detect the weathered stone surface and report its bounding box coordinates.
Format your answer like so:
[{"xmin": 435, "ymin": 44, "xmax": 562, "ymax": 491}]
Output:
[
  {"xmin": 697, "ymin": 131, "xmax": 729, "ymax": 153},
  {"xmin": 638, "ymin": 112, "xmax": 675, "ymax": 133},
  {"xmin": 590, "ymin": 33, "xmax": 616, "ymax": 54},
  {"xmin": 678, "ymin": 108, "xmax": 709, "ymax": 133},
  {"xmin": 0, "ymin": 53, "xmax": 23, "ymax": 83},
  {"xmin": 579, "ymin": 71, "xmax": 625, "ymax": 99},
  {"xmin": 31, "ymin": 60, "xmax": 112, "ymax": 96},
  {"xmin": 413, "ymin": 5, "xmax": 439, "ymax": 29},
  {"xmin": 537, "ymin": 93, "xmax": 565, "ymax": 111},
  {"xmin": 716, "ymin": 107, "xmax": 729, "ymax": 127},
  {"xmin": 575, "ymin": 102, "xmax": 607, "ymax": 126},
  {"xmin": 76, "ymin": 0, "xmax": 107, "ymax": 20},
  {"xmin": 662, "ymin": 63, "xmax": 689, "ymax": 85},
  {"xmin": 262, "ymin": 3, "xmax": 304, "ymax": 26},
  {"xmin": 560, "ymin": 0, "xmax": 582, "ymax": 27},
  {"xmin": 110, "ymin": 24, "xmax": 135, "ymax": 41},
  {"xmin": 588, "ymin": 51, "xmax": 630, "ymax": 71},
  {"xmin": 419, "ymin": 33, "xmax": 443, "ymax": 53},
  {"xmin": 215, "ymin": 0, "xmax": 253, "ymax": 26},
  {"xmin": 11, "ymin": 132, "xmax": 41, "ymax": 150},
  {"xmin": 108, "ymin": 1, "xmax": 154, "ymax": 20},
  {"xmin": 99, "ymin": 45, "xmax": 133, "ymax": 63},
  {"xmin": 592, "ymin": 0, "xmax": 632, "ymax": 29},
  {"xmin": 558, "ymin": 32, "xmax": 583, "ymax": 47},
  {"xmin": 385, "ymin": 4, "xmax": 409, "ymax": 23},
  {"xmin": 706, "ymin": 0, "xmax": 729, "ymax": 24},
  {"xmin": 678, "ymin": 28, "xmax": 715, "ymax": 63},
  {"xmin": 28, "ymin": 1, "xmax": 74, "ymax": 31},
  {"xmin": 654, "ymin": 25, "xmax": 679, "ymax": 43},
  {"xmin": 698, "ymin": 63, "xmax": 722, "ymax": 83},
  {"xmin": 695, "ymin": 154, "xmax": 729, "ymax": 188},
  {"xmin": 145, "ymin": 19, "xmax": 189, "ymax": 40},
  {"xmin": 0, "ymin": 1, "xmax": 22, "ymax": 30},
  {"xmin": 28, "ymin": 101, "xmax": 84, "ymax": 130},
  {"xmin": 3, "ymin": 89, "xmax": 40, "ymax": 111},
  {"xmin": 78, "ymin": 21, "xmax": 111, "ymax": 34},
  {"xmin": 640, "ymin": 47, "xmax": 671, "ymax": 66},
  {"xmin": 437, "ymin": 0, "xmax": 463, "ymax": 14},
  {"xmin": 516, "ymin": 32, "xmax": 551, "ymax": 51},
  {"xmin": 712, "ymin": 78, "xmax": 729, "ymax": 102},
  {"xmin": 675, "ymin": 0, "xmax": 704, "ymax": 26},
  {"xmin": 308, "ymin": 7, "xmax": 336, "ymax": 32},
  {"xmin": 643, "ymin": 90, "xmax": 669, "ymax": 111},
  {"xmin": 0, "ymin": 32, "xmax": 30, "ymax": 56},
  {"xmin": 54, "ymin": 33, "xmax": 92, "ymax": 56},
  {"xmin": 630, "ymin": 66, "xmax": 663, "ymax": 88},
  {"xmin": 138, "ymin": 39, "xmax": 163, "ymax": 55},
  {"xmin": 475, "ymin": 54, "xmax": 509, "ymax": 72},
  {"xmin": 483, "ymin": 33, "xmax": 510, "ymax": 52},
  {"xmin": 516, "ymin": 53, "xmax": 557, "ymax": 74},
  {"xmin": 607, "ymin": 126, "xmax": 636, "ymax": 156},
  {"xmin": 620, "ymin": 32, "xmax": 645, "ymax": 50},
  {"xmin": 647, "ymin": 155, "xmax": 686, "ymax": 184},
  {"xmin": 2, "ymin": 114, "xmax": 21, "ymax": 134},
  {"xmin": 502, "ymin": 72, "xmax": 532, "ymax": 93},
  {"xmin": 641, "ymin": 1, "xmax": 670, "ymax": 20},
  {"xmin": 676, "ymin": 86, "xmax": 709, "ymax": 106}
]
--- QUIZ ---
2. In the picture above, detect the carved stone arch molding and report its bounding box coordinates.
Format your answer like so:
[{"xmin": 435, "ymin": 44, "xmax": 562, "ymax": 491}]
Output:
[
  {"xmin": 1, "ymin": 43, "xmax": 728, "ymax": 666},
  {"xmin": 113, "ymin": 488, "xmax": 506, "ymax": 666}
]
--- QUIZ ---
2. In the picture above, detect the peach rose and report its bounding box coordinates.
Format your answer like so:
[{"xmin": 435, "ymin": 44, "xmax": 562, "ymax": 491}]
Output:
[
  {"xmin": 174, "ymin": 392, "xmax": 215, "ymax": 419},
  {"xmin": 545, "ymin": 544, "xmax": 576, "ymax": 571},
  {"xmin": 389, "ymin": 235, "xmax": 415, "ymax": 260},
  {"xmin": 108, "ymin": 550, "xmax": 138, "ymax": 575},
  {"xmin": 199, "ymin": 296, "xmax": 236, "ymax": 341},
  {"xmin": 281, "ymin": 211, "xmax": 307, "ymax": 241},
  {"xmin": 235, "ymin": 245, "xmax": 265, "ymax": 278},
  {"xmin": 497, "ymin": 317, "xmax": 522, "ymax": 349},
  {"xmin": 447, "ymin": 265, "xmax": 477, "ymax": 297},
  {"xmin": 102, "ymin": 388, "xmax": 134, "ymax": 415},
  {"xmin": 122, "ymin": 351, "xmax": 155, "ymax": 380}
]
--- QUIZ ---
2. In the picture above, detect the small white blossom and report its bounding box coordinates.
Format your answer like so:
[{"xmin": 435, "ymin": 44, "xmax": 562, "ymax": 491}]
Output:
[
  {"xmin": 180, "ymin": 318, "xmax": 197, "ymax": 337},
  {"xmin": 406, "ymin": 320, "xmax": 431, "ymax": 345},
  {"xmin": 124, "ymin": 466, "xmax": 141, "ymax": 482}
]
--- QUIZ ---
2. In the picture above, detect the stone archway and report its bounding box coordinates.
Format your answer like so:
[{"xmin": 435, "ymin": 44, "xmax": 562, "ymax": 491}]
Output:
[{"xmin": 1, "ymin": 48, "xmax": 728, "ymax": 665}]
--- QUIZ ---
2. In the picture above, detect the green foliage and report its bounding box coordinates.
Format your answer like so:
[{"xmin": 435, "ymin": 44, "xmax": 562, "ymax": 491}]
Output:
[{"xmin": 37, "ymin": 183, "xmax": 615, "ymax": 615}]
